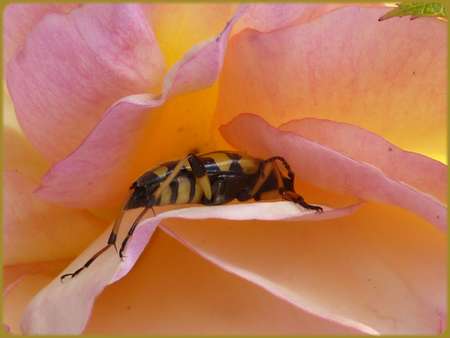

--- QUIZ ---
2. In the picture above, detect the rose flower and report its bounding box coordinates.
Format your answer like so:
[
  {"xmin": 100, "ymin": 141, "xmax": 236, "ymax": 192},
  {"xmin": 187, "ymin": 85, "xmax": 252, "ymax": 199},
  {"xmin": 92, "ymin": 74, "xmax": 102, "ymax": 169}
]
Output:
[{"xmin": 3, "ymin": 3, "xmax": 447, "ymax": 335}]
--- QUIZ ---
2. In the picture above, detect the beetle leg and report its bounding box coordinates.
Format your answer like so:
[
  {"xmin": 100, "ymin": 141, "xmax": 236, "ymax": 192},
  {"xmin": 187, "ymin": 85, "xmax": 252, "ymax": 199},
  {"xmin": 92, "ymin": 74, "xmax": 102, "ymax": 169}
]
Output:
[
  {"xmin": 102, "ymin": 187, "xmax": 136, "ymax": 254},
  {"xmin": 248, "ymin": 156, "xmax": 290, "ymax": 198},
  {"xmin": 153, "ymin": 153, "xmax": 212, "ymax": 201},
  {"xmin": 119, "ymin": 154, "xmax": 212, "ymax": 258},
  {"xmin": 60, "ymin": 189, "xmax": 135, "ymax": 282},
  {"xmin": 61, "ymin": 210, "xmax": 123, "ymax": 278},
  {"xmin": 187, "ymin": 154, "xmax": 212, "ymax": 201},
  {"xmin": 60, "ymin": 209, "xmax": 128, "ymax": 280},
  {"xmin": 270, "ymin": 157, "xmax": 323, "ymax": 213},
  {"xmin": 251, "ymin": 157, "xmax": 322, "ymax": 212},
  {"xmin": 60, "ymin": 245, "xmax": 113, "ymax": 281},
  {"xmin": 249, "ymin": 160, "xmax": 275, "ymax": 198},
  {"xmin": 118, "ymin": 206, "xmax": 153, "ymax": 259},
  {"xmin": 279, "ymin": 189, "xmax": 323, "ymax": 212}
]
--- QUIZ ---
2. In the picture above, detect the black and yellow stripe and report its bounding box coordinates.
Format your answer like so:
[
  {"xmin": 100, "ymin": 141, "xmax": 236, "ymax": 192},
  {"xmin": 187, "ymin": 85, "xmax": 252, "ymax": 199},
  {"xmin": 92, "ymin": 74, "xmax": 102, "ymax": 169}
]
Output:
[
  {"xmin": 154, "ymin": 175, "xmax": 202, "ymax": 206},
  {"xmin": 200, "ymin": 151, "xmax": 260, "ymax": 175},
  {"xmin": 61, "ymin": 151, "xmax": 325, "ymax": 281},
  {"xmin": 132, "ymin": 151, "xmax": 262, "ymax": 208}
]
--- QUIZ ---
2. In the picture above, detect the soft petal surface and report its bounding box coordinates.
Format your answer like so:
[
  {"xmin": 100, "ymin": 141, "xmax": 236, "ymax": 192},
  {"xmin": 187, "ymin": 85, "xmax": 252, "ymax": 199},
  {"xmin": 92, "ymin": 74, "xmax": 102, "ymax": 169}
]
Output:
[
  {"xmin": 5, "ymin": 274, "xmax": 54, "ymax": 335},
  {"xmin": 3, "ymin": 171, "xmax": 105, "ymax": 265},
  {"xmin": 4, "ymin": 261, "xmax": 69, "ymax": 334},
  {"xmin": 214, "ymin": 6, "xmax": 447, "ymax": 162},
  {"xmin": 3, "ymin": 89, "xmax": 49, "ymax": 178},
  {"xmin": 35, "ymin": 8, "xmax": 245, "ymax": 208},
  {"xmin": 163, "ymin": 203, "xmax": 446, "ymax": 334},
  {"xmin": 3, "ymin": 95, "xmax": 103, "ymax": 265},
  {"xmin": 221, "ymin": 114, "xmax": 447, "ymax": 230},
  {"xmin": 6, "ymin": 4, "xmax": 164, "ymax": 162},
  {"xmin": 146, "ymin": 4, "xmax": 238, "ymax": 67},
  {"xmin": 32, "ymin": 4, "xmax": 379, "ymax": 209},
  {"xmin": 3, "ymin": 87, "xmax": 21, "ymax": 131},
  {"xmin": 21, "ymin": 202, "xmax": 359, "ymax": 334},
  {"xmin": 4, "ymin": 127, "xmax": 48, "ymax": 180},
  {"xmin": 85, "ymin": 227, "xmax": 368, "ymax": 335},
  {"xmin": 280, "ymin": 118, "xmax": 447, "ymax": 204},
  {"xmin": 236, "ymin": 3, "xmax": 345, "ymax": 32},
  {"xmin": 3, "ymin": 4, "xmax": 79, "ymax": 63}
]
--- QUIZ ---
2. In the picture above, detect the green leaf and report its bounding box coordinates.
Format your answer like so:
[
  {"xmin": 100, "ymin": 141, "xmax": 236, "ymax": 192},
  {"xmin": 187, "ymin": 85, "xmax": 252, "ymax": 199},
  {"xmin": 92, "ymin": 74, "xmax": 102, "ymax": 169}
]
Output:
[{"xmin": 378, "ymin": 2, "xmax": 447, "ymax": 21}]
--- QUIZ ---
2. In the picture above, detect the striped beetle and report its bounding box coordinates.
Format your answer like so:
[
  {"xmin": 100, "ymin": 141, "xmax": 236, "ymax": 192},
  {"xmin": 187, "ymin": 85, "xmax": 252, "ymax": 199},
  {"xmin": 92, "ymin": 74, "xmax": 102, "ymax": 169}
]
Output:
[{"xmin": 61, "ymin": 151, "xmax": 322, "ymax": 281}]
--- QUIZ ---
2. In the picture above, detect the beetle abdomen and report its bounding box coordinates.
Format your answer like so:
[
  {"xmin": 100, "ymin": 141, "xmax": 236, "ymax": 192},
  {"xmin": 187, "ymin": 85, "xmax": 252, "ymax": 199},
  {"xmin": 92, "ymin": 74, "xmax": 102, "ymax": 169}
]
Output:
[
  {"xmin": 200, "ymin": 151, "xmax": 260, "ymax": 175},
  {"xmin": 156, "ymin": 174, "xmax": 202, "ymax": 206},
  {"xmin": 127, "ymin": 151, "xmax": 262, "ymax": 210}
]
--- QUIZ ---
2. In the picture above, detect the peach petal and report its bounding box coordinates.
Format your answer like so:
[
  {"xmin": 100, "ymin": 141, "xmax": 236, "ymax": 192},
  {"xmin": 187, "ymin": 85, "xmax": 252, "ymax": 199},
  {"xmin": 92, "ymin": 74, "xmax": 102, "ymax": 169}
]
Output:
[
  {"xmin": 145, "ymin": 4, "xmax": 238, "ymax": 67},
  {"xmin": 3, "ymin": 87, "xmax": 21, "ymax": 132},
  {"xmin": 4, "ymin": 170, "xmax": 106, "ymax": 265},
  {"xmin": 35, "ymin": 8, "xmax": 245, "ymax": 208},
  {"xmin": 3, "ymin": 4, "xmax": 79, "ymax": 63},
  {"xmin": 5, "ymin": 274, "xmax": 54, "ymax": 335},
  {"xmin": 5, "ymin": 260, "xmax": 69, "ymax": 291},
  {"xmin": 3, "ymin": 88, "xmax": 51, "ymax": 181},
  {"xmin": 215, "ymin": 6, "xmax": 447, "ymax": 160},
  {"xmin": 163, "ymin": 203, "xmax": 446, "ymax": 334},
  {"xmin": 4, "ymin": 87, "xmax": 49, "ymax": 180},
  {"xmin": 4, "ymin": 260, "xmax": 69, "ymax": 334},
  {"xmin": 6, "ymin": 4, "xmax": 164, "ymax": 162},
  {"xmin": 85, "ymin": 228, "xmax": 368, "ymax": 335},
  {"xmin": 159, "ymin": 223, "xmax": 377, "ymax": 335},
  {"xmin": 220, "ymin": 114, "xmax": 447, "ymax": 230},
  {"xmin": 280, "ymin": 118, "xmax": 447, "ymax": 203},
  {"xmin": 4, "ymin": 127, "xmax": 48, "ymax": 180},
  {"xmin": 21, "ymin": 201, "xmax": 359, "ymax": 334},
  {"xmin": 146, "ymin": 3, "xmax": 351, "ymax": 68}
]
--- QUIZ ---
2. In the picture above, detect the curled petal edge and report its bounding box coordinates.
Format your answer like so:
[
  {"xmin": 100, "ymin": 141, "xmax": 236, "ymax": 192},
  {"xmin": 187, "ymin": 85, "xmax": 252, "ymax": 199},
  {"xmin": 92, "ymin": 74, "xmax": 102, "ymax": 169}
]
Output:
[
  {"xmin": 34, "ymin": 6, "xmax": 247, "ymax": 208},
  {"xmin": 20, "ymin": 201, "xmax": 376, "ymax": 335},
  {"xmin": 220, "ymin": 114, "xmax": 447, "ymax": 231}
]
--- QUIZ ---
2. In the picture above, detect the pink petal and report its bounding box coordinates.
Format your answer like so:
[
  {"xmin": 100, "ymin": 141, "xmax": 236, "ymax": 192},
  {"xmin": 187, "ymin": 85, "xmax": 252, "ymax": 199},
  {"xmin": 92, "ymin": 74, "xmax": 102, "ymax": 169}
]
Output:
[
  {"xmin": 33, "ymin": 4, "xmax": 381, "ymax": 209},
  {"xmin": 235, "ymin": 3, "xmax": 390, "ymax": 33},
  {"xmin": 236, "ymin": 3, "xmax": 345, "ymax": 32},
  {"xmin": 280, "ymin": 118, "xmax": 447, "ymax": 204},
  {"xmin": 3, "ymin": 4, "xmax": 79, "ymax": 63},
  {"xmin": 146, "ymin": 3, "xmax": 352, "ymax": 69},
  {"xmin": 21, "ymin": 202, "xmax": 359, "ymax": 334},
  {"xmin": 35, "ymin": 8, "xmax": 246, "ymax": 208},
  {"xmin": 6, "ymin": 4, "xmax": 164, "ymax": 162},
  {"xmin": 162, "ymin": 202, "xmax": 446, "ymax": 334},
  {"xmin": 215, "ymin": 6, "xmax": 447, "ymax": 160},
  {"xmin": 220, "ymin": 114, "xmax": 447, "ymax": 230},
  {"xmin": 4, "ymin": 170, "xmax": 106, "ymax": 265}
]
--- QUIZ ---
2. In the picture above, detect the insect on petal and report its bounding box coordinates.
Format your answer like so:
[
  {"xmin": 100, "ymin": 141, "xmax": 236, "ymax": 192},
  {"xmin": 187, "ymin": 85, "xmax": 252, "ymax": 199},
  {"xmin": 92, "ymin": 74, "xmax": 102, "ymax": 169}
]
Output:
[
  {"xmin": 34, "ymin": 7, "xmax": 246, "ymax": 209},
  {"xmin": 220, "ymin": 114, "xmax": 447, "ymax": 231},
  {"xmin": 20, "ymin": 202, "xmax": 360, "ymax": 334}
]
